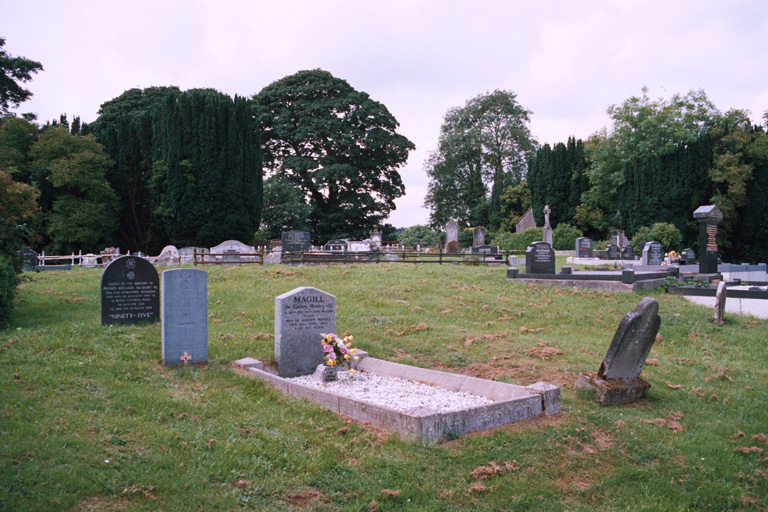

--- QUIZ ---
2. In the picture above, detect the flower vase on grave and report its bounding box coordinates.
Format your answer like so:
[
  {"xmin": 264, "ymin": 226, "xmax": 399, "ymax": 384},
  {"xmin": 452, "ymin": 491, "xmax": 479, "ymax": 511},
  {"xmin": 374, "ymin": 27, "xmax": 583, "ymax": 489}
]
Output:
[{"xmin": 313, "ymin": 363, "xmax": 338, "ymax": 383}]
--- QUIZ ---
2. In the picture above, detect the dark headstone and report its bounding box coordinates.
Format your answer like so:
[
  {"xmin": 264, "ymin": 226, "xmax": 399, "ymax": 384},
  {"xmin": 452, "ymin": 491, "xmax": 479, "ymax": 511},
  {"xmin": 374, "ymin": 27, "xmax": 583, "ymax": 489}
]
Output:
[
  {"xmin": 575, "ymin": 237, "xmax": 593, "ymax": 258},
  {"xmin": 694, "ymin": 205, "xmax": 723, "ymax": 274},
  {"xmin": 100, "ymin": 255, "xmax": 160, "ymax": 325},
  {"xmin": 606, "ymin": 244, "xmax": 619, "ymax": 259},
  {"xmin": 560, "ymin": 266, "xmax": 572, "ymax": 275},
  {"xmin": 471, "ymin": 244, "xmax": 499, "ymax": 255},
  {"xmin": 641, "ymin": 241, "xmax": 663, "ymax": 266},
  {"xmin": 275, "ymin": 287, "xmax": 336, "ymax": 377},
  {"xmin": 621, "ymin": 246, "xmax": 635, "ymax": 260},
  {"xmin": 598, "ymin": 297, "xmax": 661, "ymax": 380},
  {"xmin": 281, "ymin": 230, "xmax": 311, "ymax": 252},
  {"xmin": 162, "ymin": 269, "xmax": 208, "ymax": 366},
  {"xmin": 323, "ymin": 239, "xmax": 348, "ymax": 252},
  {"xmin": 525, "ymin": 242, "xmax": 555, "ymax": 274}
]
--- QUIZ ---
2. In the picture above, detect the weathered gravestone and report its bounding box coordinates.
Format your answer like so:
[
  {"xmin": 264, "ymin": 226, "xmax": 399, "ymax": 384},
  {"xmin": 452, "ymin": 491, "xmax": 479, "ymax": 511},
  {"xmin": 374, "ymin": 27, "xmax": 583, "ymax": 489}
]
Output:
[
  {"xmin": 281, "ymin": 230, "xmax": 311, "ymax": 252},
  {"xmin": 179, "ymin": 247, "xmax": 207, "ymax": 265},
  {"xmin": 680, "ymin": 248, "xmax": 696, "ymax": 265},
  {"xmin": 575, "ymin": 297, "xmax": 661, "ymax": 405},
  {"xmin": 445, "ymin": 240, "xmax": 462, "ymax": 255},
  {"xmin": 472, "ymin": 227, "xmax": 487, "ymax": 247},
  {"xmin": 525, "ymin": 242, "xmax": 555, "ymax": 274},
  {"xmin": 606, "ymin": 243, "xmax": 619, "ymax": 260},
  {"xmin": 714, "ymin": 280, "xmax": 727, "ymax": 326},
  {"xmin": 542, "ymin": 205, "xmax": 553, "ymax": 245},
  {"xmin": 100, "ymin": 255, "xmax": 160, "ymax": 325},
  {"xmin": 210, "ymin": 240, "xmax": 255, "ymax": 263},
  {"xmin": 445, "ymin": 220, "xmax": 459, "ymax": 244},
  {"xmin": 162, "ymin": 269, "xmax": 207, "ymax": 366},
  {"xmin": 157, "ymin": 245, "xmax": 179, "ymax": 266},
  {"xmin": 275, "ymin": 287, "xmax": 336, "ymax": 377},
  {"xmin": 20, "ymin": 247, "xmax": 38, "ymax": 271},
  {"xmin": 641, "ymin": 241, "xmax": 663, "ymax": 266},
  {"xmin": 324, "ymin": 239, "xmax": 348, "ymax": 252},
  {"xmin": 575, "ymin": 237, "xmax": 593, "ymax": 258}
]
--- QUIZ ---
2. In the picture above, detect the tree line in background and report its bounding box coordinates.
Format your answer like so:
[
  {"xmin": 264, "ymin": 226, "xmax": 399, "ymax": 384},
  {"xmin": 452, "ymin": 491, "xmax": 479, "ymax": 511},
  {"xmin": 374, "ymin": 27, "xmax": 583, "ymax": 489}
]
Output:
[{"xmin": 423, "ymin": 88, "xmax": 768, "ymax": 263}]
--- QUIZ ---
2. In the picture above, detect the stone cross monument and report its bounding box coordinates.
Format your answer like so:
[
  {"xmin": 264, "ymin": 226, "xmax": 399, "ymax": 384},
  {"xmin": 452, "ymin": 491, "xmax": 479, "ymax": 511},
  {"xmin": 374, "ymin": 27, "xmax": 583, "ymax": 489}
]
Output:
[{"xmin": 542, "ymin": 205, "xmax": 553, "ymax": 245}]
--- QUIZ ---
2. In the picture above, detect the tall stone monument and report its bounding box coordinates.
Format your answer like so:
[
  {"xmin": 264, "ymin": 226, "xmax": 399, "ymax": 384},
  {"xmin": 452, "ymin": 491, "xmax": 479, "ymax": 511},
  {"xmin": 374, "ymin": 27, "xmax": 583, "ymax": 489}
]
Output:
[
  {"xmin": 542, "ymin": 205, "xmax": 553, "ymax": 245},
  {"xmin": 693, "ymin": 205, "xmax": 722, "ymax": 274}
]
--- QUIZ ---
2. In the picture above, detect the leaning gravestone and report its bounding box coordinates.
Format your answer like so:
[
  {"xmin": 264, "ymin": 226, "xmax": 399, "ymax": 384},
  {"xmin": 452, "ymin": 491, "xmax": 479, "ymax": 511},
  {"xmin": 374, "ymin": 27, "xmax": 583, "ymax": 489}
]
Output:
[
  {"xmin": 525, "ymin": 241, "xmax": 555, "ymax": 274},
  {"xmin": 714, "ymin": 281, "xmax": 727, "ymax": 326},
  {"xmin": 641, "ymin": 241, "xmax": 663, "ymax": 266},
  {"xmin": 162, "ymin": 269, "xmax": 208, "ymax": 366},
  {"xmin": 100, "ymin": 255, "xmax": 160, "ymax": 325},
  {"xmin": 281, "ymin": 230, "xmax": 311, "ymax": 252},
  {"xmin": 275, "ymin": 287, "xmax": 336, "ymax": 377},
  {"xmin": 575, "ymin": 237, "xmax": 593, "ymax": 258},
  {"xmin": 575, "ymin": 297, "xmax": 661, "ymax": 405}
]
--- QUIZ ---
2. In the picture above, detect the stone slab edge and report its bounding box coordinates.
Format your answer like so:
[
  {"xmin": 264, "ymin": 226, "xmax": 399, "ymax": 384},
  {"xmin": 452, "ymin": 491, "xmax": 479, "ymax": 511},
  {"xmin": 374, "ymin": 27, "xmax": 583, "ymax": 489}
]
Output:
[
  {"xmin": 508, "ymin": 278, "xmax": 667, "ymax": 293},
  {"xmin": 234, "ymin": 356, "xmax": 550, "ymax": 443}
]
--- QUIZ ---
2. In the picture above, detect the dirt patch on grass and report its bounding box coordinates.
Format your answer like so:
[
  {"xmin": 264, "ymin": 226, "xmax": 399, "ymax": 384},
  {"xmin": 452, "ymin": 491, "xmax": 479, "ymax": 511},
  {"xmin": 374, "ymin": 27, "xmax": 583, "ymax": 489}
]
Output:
[{"xmin": 283, "ymin": 487, "xmax": 323, "ymax": 508}]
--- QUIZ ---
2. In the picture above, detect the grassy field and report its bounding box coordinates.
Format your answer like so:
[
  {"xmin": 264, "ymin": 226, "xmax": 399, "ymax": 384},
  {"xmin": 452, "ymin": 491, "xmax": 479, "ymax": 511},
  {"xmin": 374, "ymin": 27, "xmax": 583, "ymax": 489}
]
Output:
[{"xmin": 1, "ymin": 263, "xmax": 766, "ymax": 511}]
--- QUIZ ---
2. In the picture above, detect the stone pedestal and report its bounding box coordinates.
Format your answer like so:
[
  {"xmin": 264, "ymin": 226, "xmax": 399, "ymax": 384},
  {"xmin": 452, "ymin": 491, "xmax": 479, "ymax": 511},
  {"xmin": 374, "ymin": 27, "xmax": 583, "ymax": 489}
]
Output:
[
  {"xmin": 575, "ymin": 372, "xmax": 651, "ymax": 406},
  {"xmin": 694, "ymin": 205, "xmax": 723, "ymax": 274}
]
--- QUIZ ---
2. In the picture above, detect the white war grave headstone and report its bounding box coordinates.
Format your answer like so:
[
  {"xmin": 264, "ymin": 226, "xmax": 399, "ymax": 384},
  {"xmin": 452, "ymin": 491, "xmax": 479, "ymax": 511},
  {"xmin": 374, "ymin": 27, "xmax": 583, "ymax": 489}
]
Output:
[
  {"xmin": 275, "ymin": 287, "xmax": 336, "ymax": 377},
  {"xmin": 162, "ymin": 269, "xmax": 208, "ymax": 366}
]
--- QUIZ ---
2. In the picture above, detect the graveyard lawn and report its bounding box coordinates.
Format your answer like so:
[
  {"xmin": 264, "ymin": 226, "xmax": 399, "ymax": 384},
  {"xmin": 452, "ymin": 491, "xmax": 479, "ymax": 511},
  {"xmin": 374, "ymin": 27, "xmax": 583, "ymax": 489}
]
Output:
[{"xmin": 2, "ymin": 264, "xmax": 767, "ymax": 511}]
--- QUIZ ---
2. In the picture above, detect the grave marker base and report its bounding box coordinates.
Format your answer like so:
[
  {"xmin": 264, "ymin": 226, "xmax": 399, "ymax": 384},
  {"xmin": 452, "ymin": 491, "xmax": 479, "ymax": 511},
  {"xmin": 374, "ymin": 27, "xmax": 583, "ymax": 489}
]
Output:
[{"xmin": 575, "ymin": 372, "xmax": 651, "ymax": 406}]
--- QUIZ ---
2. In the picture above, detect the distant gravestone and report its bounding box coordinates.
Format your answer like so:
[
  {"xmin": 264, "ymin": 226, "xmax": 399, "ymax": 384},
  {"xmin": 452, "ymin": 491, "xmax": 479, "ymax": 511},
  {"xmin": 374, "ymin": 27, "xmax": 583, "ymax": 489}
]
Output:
[
  {"xmin": 641, "ymin": 241, "xmax": 663, "ymax": 266},
  {"xmin": 694, "ymin": 205, "xmax": 723, "ymax": 274},
  {"xmin": 20, "ymin": 247, "xmax": 38, "ymax": 271},
  {"xmin": 179, "ymin": 247, "xmax": 206, "ymax": 265},
  {"xmin": 471, "ymin": 244, "xmax": 499, "ymax": 255},
  {"xmin": 472, "ymin": 227, "xmax": 486, "ymax": 247},
  {"xmin": 542, "ymin": 205, "xmax": 553, "ymax": 245},
  {"xmin": 445, "ymin": 240, "xmax": 462, "ymax": 255},
  {"xmin": 281, "ymin": 230, "xmax": 311, "ymax": 252},
  {"xmin": 525, "ymin": 242, "xmax": 555, "ymax": 274},
  {"xmin": 275, "ymin": 287, "xmax": 336, "ymax": 377},
  {"xmin": 714, "ymin": 281, "xmax": 727, "ymax": 326},
  {"xmin": 575, "ymin": 237, "xmax": 593, "ymax": 258},
  {"xmin": 162, "ymin": 269, "xmax": 207, "ymax": 366},
  {"xmin": 680, "ymin": 248, "xmax": 696, "ymax": 265},
  {"xmin": 324, "ymin": 239, "xmax": 348, "ymax": 252},
  {"xmin": 606, "ymin": 244, "xmax": 619, "ymax": 259},
  {"xmin": 370, "ymin": 229, "xmax": 382, "ymax": 247},
  {"xmin": 575, "ymin": 297, "xmax": 661, "ymax": 405},
  {"xmin": 210, "ymin": 240, "xmax": 255, "ymax": 263},
  {"xmin": 445, "ymin": 220, "xmax": 459, "ymax": 243},
  {"xmin": 157, "ymin": 245, "xmax": 179, "ymax": 266},
  {"xmin": 621, "ymin": 246, "xmax": 635, "ymax": 260},
  {"xmin": 100, "ymin": 255, "xmax": 160, "ymax": 325}
]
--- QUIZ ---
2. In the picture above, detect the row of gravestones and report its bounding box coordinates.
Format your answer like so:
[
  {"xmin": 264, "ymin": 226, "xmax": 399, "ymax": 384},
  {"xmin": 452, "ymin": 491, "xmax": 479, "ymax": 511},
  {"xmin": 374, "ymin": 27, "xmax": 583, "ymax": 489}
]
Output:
[
  {"xmin": 575, "ymin": 237, "xmax": 697, "ymax": 266},
  {"xmin": 525, "ymin": 240, "xmax": 676, "ymax": 274},
  {"xmin": 101, "ymin": 253, "xmax": 664, "ymax": 407},
  {"xmin": 444, "ymin": 221, "xmax": 500, "ymax": 255}
]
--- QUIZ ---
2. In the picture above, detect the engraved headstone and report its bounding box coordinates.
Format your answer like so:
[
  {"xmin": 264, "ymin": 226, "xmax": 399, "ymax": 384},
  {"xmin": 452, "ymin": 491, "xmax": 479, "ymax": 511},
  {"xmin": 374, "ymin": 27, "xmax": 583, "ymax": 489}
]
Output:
[
  {"xmin": 323, "ymin": 239, "xmax": 348, "ymax": 252},
  {"xmin": 281, "ymin": 230, "xmax": 311, "ymax": 252},
  {"xmin": 575, "ymin": 237, "xmax": 593, "ymax": 258},
  {"xmin": 598, "ymin": 297, "xmax": 661, "ymax": 380},
  {"xmin": 275, "ymin": 287, "xmax": 336, "ymax": 377},
  {"xmin": 621, "ymin": 246, "xmax": 635, "ymax": 260},
  {"xmin": 714, "ymin": 281, "xmax": 727, "ymax": 326},
  {"xmin": 100, "ymin": 255, "xmax": 160, "ymax": 325},
  {"xmin": 680, "ymin": 248, "xmax": 696, "ymax": 265},
  {"xmin": 525, "ymin": 241, "xmax": 555, "ymax": 274},
  {"xmin": 606, "ymin": 243, "xmax": 619, "ymax": 259},
  {"xmin": 694, "ymin": 205, "xmax": 723, "ymax": 274},
  {"xmin": 471, "ymin": 244, "xmax": 499, "ymax": 255},
  {"xmin": 641, "ymin": 241, "xmax": 663, "ymax": 266},
  {"xmin": 162, "ymin": 269, "xmax": 207, "ymax": 366}
]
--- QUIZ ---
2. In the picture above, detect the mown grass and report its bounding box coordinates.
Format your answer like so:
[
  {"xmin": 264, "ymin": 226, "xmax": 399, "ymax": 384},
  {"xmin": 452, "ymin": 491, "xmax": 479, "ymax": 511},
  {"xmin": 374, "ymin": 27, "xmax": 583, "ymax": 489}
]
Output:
[{"xmin": 1, "ymin": 263, "xmax": 766, "ymax": 511}]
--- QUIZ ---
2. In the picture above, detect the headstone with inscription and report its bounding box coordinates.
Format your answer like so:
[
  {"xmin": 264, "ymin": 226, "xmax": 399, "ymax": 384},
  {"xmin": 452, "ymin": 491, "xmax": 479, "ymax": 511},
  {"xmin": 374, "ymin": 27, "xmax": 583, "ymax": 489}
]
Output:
[
  {"xmin": 275, "ymin": 287, "xmax": 336, "ymax": 377},
  {"xmin": 621, "ymin": 246, "xmax": 635, "ymax": 260},
  {"xmin": 100, "ymin": 255, "xmax": 160, "ymax": 325},
  {"xmin": 694, "ymin": 205, "xmax": 723, "ymax": 274},
  {"xmin": 281, "ymin": 230, "xmax": 311, "ymax": 252},
  {"xmin": 323, "ymin": 239, "xmax": 348, "ymax": 252},
  {"xmin": 641, "ymin": 241, "xmax": 663, "ymax": 266},
  {"xmin": 471, "ymin": 244, "xmax": 499, "ymax": 255},
  {"xmin": 162, "ymin": 269, "xmax": 207, "ymax": 366},
  {"xmin": 680, "ymin": 248, "xmax": 696, "ymax": 265},
  {"xmin": 606, "ymin": 244, "xmax": 619, "ymax": 260},
  {"xmin": 525, "ymin": 241, "xmax": 555, "ymax": 274},
  {"xmin": 575, "ymin": 237, "xmax": 593, "ymax": 258}
]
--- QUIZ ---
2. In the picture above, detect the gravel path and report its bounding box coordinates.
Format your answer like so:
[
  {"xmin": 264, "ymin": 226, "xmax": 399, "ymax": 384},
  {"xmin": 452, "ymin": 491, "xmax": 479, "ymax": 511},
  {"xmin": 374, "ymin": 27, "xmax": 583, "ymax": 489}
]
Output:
[{"xmin": 289, "ymin": 371, "xmax": 492, "ymax": 413}]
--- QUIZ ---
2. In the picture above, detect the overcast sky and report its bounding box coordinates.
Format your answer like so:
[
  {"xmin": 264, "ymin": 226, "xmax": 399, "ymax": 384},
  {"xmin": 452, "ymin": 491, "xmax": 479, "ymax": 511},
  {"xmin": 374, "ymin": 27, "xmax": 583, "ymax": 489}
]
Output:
[{"xmin": 3, "ymin": 0, "xmax": 767, "ymax": 228}]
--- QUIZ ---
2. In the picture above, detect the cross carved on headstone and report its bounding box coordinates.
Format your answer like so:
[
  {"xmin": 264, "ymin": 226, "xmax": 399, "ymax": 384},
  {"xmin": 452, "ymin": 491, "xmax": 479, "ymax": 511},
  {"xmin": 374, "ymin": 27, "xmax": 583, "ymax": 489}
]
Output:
[
  {"xmin": 543, "ymin": 205, "xmax": 551, "ymax": 227},
  {"xmin": 180, "ymin": 351, "xmax": 192, "ymax": 365}
]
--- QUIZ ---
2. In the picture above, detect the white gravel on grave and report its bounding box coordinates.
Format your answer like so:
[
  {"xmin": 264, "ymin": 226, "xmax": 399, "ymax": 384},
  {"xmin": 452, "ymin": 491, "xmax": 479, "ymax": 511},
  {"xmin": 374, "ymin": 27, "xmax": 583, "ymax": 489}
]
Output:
[{"xmin": 289, "ymin": 371, "xmax": 493, "ymax": 413}]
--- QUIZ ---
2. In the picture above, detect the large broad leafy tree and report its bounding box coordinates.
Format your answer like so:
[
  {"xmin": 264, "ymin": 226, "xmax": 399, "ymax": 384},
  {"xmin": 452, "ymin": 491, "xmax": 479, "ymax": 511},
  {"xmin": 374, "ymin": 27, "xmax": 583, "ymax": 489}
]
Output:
[
  {"xmin": 424, "ymin": 90, "xmax": 536, "ymax": 229},
  {"xmin": 254, "ymin": 69, "xmax": 414, "ymax": 242},
  {"xmin": 0, "ymin": 37, "xmax": 43, "ymax": 117}
]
